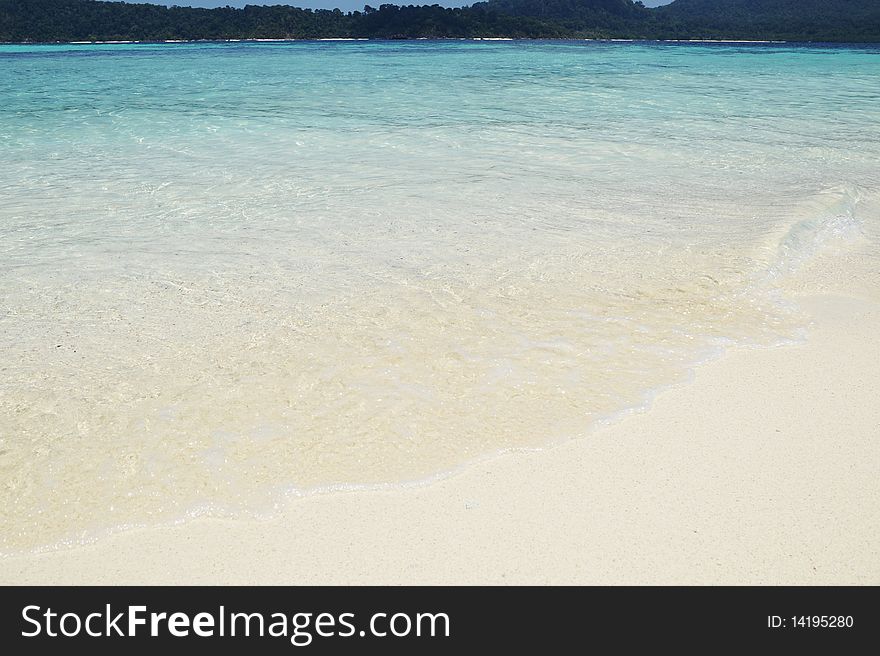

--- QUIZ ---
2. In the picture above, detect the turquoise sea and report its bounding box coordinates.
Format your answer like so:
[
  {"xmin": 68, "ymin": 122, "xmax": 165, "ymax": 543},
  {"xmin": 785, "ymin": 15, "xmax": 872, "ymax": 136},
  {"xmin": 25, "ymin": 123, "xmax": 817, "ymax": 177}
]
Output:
[{"xmin": 1, "ymin": 40, "xmax": 879, "ymax": 552}]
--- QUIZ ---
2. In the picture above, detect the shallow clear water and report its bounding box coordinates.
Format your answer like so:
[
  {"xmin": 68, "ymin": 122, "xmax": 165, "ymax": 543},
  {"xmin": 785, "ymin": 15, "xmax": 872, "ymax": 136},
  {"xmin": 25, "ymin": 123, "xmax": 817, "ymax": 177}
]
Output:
[{"xmin": 1, "ymin": 40, "xmax": 879, "ymax": 553}]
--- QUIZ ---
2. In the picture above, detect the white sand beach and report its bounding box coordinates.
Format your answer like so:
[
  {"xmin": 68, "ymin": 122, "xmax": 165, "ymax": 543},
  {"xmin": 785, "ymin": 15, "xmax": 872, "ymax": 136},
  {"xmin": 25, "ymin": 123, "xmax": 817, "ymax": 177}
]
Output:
[
  {"xmin": 4, "ymin": 39, "xmax": 879, "ymax": 586},
  {"xmin": 3, "ymin": 292, "xmax": 877, "ymax": 585}
]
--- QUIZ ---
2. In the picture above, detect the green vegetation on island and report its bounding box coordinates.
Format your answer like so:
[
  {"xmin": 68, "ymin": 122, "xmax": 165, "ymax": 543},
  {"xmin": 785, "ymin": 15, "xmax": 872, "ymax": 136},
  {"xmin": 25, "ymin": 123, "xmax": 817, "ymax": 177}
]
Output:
[{"xmin": 1, "ymin": 0, "xmax": 879, "ymax": 43}]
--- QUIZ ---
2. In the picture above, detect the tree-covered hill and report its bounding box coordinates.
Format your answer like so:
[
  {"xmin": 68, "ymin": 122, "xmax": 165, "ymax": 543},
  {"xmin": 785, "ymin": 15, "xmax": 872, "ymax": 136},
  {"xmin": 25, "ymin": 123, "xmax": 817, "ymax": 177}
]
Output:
[
  {"xmin": 473, "ymin": 0, "xmax": 880, "ymax": 40},
  {"xmin": 657, "ymin": 0, "xmax": 880, "ymax": 41},
  {"xmin": 3, "ymin": 0, "xmax": 570, "ymax": 41},
  {"xmin": 1, "ymin": 0, "xmax": 878, "ymax": 42},
  {"xmin": 471, "ymin": 0, "xmax": 651, "ymax": 34}
]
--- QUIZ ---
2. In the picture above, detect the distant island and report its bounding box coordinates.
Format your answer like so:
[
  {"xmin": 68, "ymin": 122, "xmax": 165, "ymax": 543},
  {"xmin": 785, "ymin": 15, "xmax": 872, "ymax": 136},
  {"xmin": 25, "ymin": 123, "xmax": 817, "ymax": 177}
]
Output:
[{"xmin": 2, "ymin": 0, "xmax": 879, "ymax": 43}]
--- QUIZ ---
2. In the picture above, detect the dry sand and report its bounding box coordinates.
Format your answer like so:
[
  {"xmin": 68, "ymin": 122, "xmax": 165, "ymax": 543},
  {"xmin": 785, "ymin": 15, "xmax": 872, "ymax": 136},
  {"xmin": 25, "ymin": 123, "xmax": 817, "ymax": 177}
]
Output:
[{"xmin": 2, "ymin": 293, "xmax": 878, "ymax": 585}]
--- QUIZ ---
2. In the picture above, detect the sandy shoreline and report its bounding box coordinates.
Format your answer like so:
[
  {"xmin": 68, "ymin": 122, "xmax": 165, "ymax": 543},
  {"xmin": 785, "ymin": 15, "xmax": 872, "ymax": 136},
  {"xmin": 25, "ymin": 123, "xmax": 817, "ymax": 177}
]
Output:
[{"xmin": 2, "ymin": 292, "xmax": 878, "ymax": 585}]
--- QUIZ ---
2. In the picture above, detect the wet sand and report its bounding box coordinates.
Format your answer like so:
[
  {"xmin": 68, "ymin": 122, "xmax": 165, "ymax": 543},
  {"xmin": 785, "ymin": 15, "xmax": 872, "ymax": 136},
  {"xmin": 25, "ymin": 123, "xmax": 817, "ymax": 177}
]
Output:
[{"xmin": 3, "ymin": 293, "xmax": 877, "ymax": 585}]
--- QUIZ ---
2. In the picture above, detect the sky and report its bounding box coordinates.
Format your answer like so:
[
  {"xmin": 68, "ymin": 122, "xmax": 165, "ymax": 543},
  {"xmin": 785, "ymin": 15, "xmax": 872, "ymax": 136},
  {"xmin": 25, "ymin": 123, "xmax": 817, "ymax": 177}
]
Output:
[{"xmin": 158, "ymin": 1, "xmax": 674, "ymax": 13}]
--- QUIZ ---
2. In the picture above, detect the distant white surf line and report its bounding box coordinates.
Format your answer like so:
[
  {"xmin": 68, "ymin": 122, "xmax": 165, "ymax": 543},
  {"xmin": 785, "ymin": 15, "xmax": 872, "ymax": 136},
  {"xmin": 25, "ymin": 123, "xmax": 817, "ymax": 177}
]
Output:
[
  {"xmin": 582, "ymin": 38, "xmax": 787, "ymax": 43},
  {"xmin": 62, "ymin": 38, "xmax": 363, "ymax": 45},
  {"xmin": 662, "ymin": 39, "xmax": 787, "ymax": 43},
  {"xmin": 472, "ymin": 37, "xmax": 513, "ymax": 40}
]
